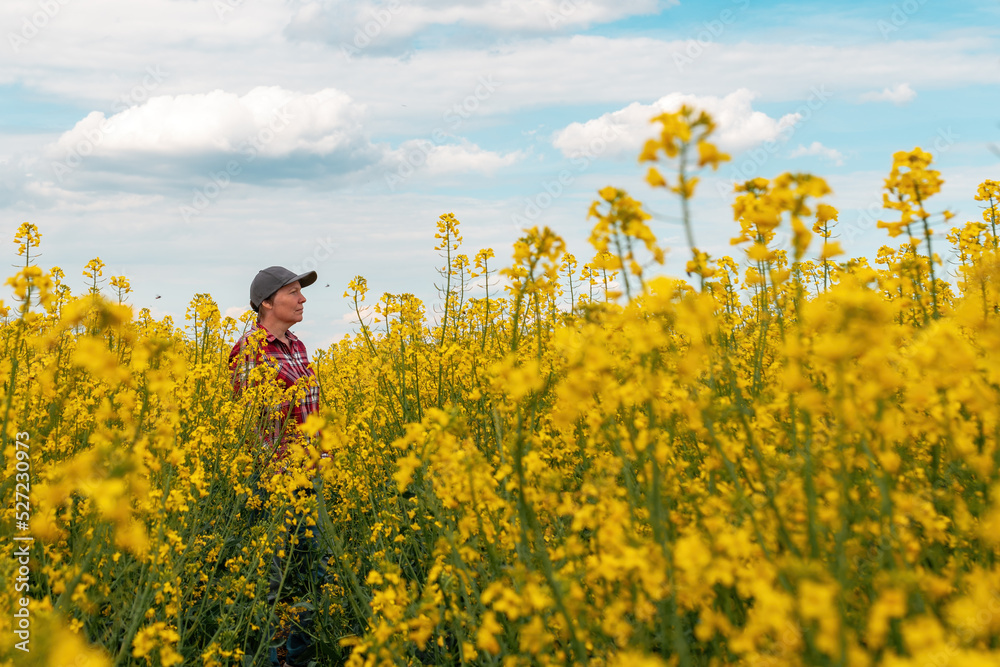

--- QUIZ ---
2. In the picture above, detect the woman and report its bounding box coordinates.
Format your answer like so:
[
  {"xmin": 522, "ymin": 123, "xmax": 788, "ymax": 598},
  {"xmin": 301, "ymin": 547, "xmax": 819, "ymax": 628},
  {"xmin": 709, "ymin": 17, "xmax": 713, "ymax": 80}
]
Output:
[
  {"xmin": 230, "ymin": 265, "xmax": 325, "ymax": 667},
  {"xmin": 230, "ymin": 265, "xmax": 320, "ymax": 458}
]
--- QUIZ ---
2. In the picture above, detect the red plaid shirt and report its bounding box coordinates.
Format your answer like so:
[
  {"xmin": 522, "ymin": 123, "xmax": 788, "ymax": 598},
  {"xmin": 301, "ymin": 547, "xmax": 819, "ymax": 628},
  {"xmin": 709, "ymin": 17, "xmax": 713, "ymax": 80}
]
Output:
[{"xmin": 229, "ymin": 324, "xmax": 320, "ymax": 455}]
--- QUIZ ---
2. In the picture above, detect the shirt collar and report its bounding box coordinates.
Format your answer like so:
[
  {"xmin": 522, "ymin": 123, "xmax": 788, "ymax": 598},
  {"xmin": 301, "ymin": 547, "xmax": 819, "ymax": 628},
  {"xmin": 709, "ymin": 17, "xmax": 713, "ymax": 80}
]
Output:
[{"xmin": 255, "ymin": 323, "xmax": 298, "ymax": 344}]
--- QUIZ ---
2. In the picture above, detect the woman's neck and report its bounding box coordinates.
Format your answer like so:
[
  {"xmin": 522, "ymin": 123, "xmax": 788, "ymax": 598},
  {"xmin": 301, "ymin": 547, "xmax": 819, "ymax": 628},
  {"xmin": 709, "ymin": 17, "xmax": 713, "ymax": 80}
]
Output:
[{"xmin": 259, "ymin": 318, "xmax": 290, "ymax": 344}]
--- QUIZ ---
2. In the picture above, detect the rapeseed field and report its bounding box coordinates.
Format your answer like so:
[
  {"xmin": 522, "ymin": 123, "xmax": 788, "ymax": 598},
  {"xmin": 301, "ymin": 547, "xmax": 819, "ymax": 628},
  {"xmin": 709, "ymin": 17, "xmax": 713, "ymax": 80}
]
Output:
[{"xmin": 2, "ymin": 109, "xmax": 1000, "ymax": 666}]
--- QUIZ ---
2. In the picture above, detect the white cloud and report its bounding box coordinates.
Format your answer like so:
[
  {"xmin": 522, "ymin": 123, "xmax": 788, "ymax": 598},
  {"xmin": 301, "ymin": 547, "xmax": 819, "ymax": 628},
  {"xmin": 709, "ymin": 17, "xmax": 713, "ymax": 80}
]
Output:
[
  {"xmin": 225, "ymin": 305, "xmax": 251, "ymax": 320},
  {"xmin": 39, "ymin": 84, "xmax": 526, "ymax": 194},
  {"xmin": 382, "ymin": 139, "xmax": 524, "ymax": 183},
  {"xmin": 551, "ymin": 89, "xmax": 801, "ymax": 159},
  {"xmin": 423, "ymin": 142, "xmax": 523, "ymax": 175},
  {"xmin": 49, "ymin": 87, "xmax": 369, "ymax": 159},
  {"xmin": 859, "ymin": 83, "xmax": 916, "ymax": 105},
  {"xmin": 7, "ymin": 18, "xmax": 996, "ymax": 130},
  {"xmin": 286, "ymin": 0, "xmax": 668, "ymax": 46},
  {"xmin": 788, "ymin": 141, "xmax": 845, "ymax": 166}
]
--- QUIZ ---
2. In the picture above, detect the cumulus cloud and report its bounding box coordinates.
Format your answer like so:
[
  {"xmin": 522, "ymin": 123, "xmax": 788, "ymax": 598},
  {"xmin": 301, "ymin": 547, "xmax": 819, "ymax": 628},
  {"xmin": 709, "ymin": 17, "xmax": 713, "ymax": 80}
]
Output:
[
  {"xmin": 423, "ymin": 141, "xmax": 523, "ymax": 175},
  {"xmin": 788, "ymin": 141, "xmax": 845, "ymax": 166},
  {"xmin": 381, "ymin": 138, "xmax": 524, "ymax": 189},
  {"xmin": 41, "ymin": 83, "xmax": 527, "ymax": 193},
  {"xmin": 859, "ymin": 83, "xmax": 916, "ymax": 105},
  {"xmin": 42, "ymin": 86, "xmax": 393, "ymax": 188},
  {"xmin": 50, "ymin": 86, "xmax": 369, "ymax": 159},
  {"xmin": 551, "ymin": 89, "xmax": 801, "ymax": 159}
]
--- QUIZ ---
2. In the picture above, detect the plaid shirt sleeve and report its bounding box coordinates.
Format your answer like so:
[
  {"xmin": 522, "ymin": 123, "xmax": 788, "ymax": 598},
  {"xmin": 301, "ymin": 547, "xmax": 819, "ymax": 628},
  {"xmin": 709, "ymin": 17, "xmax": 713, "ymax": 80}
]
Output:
[
  {"xmin": 275, "ymin": 331, "xmax": 320, "ymax": 425},
  {"xmin": 229, "ymin": 327, "xmax": 266, "ymax": 397}
]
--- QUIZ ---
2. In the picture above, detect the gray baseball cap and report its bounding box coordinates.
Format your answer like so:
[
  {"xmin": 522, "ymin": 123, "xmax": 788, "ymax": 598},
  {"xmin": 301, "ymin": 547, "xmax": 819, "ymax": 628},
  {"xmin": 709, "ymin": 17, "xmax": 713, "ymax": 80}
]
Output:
[{"xmin": 250, "ymin": 266, "xmax": 317, "ymax": 312}]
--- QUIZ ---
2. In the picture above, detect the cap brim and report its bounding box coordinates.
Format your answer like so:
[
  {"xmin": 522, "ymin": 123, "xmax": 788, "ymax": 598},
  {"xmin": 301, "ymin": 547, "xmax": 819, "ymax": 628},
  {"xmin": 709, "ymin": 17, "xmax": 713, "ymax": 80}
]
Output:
[{"xmin": 288, "ymin": 270, "xmax": 318, "ymax": 289}]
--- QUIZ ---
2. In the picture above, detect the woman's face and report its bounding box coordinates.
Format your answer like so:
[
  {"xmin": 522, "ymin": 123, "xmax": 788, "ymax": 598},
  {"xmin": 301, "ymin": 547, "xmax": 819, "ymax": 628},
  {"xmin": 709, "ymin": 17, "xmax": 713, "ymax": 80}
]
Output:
[{"xmin": 264, "ymin": 281, "xmax": 306, "ymax": 326}]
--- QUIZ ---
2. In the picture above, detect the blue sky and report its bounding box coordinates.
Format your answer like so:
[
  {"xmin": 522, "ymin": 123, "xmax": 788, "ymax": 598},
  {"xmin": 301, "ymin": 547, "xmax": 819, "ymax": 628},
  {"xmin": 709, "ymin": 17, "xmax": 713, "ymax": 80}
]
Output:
[{"xmin": 1, "ymin": 0, "xmax": 998, "ymax": 351}]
